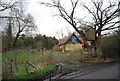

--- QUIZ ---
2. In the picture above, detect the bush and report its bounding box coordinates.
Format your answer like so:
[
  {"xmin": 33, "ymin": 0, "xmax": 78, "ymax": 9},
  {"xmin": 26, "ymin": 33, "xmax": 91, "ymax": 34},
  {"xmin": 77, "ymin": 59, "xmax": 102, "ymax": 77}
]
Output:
[{"xmin": 101, "ymin": 30, "xmax": 120, "ymax": 59}]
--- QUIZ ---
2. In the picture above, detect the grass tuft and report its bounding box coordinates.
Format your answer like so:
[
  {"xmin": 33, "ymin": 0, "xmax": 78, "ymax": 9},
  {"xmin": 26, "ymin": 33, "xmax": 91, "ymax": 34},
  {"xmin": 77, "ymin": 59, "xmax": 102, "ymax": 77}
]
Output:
[{"xmin": 8, "ymin": 64, "xmax": 56, "ymax": 79}]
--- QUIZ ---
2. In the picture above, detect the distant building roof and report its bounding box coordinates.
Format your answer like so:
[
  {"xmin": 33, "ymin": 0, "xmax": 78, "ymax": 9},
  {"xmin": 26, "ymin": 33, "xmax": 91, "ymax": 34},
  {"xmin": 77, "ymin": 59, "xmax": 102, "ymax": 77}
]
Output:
[
  {"xmin": 58, "ymin": 33, "xmax": 82, "ymax": 46},
  {"xmin": 79, "ymin": 38, "xmax": 91, "ymax": 46},
  {"xmin": 58, "ymin": 33, "xmax": 91, "ymax": 46}
]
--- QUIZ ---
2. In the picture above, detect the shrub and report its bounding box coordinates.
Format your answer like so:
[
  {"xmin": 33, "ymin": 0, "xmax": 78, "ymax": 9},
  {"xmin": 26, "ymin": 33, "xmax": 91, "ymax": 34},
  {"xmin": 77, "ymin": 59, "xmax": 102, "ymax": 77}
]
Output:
[{"xmin": 101, "ymin": 30, "xmax": 120, "ymax": 59}]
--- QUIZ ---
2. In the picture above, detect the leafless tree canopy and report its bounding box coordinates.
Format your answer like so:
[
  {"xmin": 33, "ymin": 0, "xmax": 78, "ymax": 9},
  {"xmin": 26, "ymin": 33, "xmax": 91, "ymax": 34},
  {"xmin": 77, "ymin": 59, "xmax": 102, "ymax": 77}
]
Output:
[
  {"xmin": 83, "ymin": 0, "xmax": 119, "ymax": 32},
  {"xmin": 82, "ymin": 0, "xmax": 119, "ymax": 50},
  {"xmin": 40, "ymin": 0, "xmax": 119, "ymax": 51},
  {"xmin": 0, "ymin": 0, "xmax": 37, "ymax": 49}
]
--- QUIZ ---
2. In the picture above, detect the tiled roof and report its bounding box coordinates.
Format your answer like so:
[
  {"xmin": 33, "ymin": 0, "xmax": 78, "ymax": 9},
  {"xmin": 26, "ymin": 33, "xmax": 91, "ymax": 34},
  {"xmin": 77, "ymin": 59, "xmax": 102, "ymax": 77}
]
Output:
[
  {"xmin": 58, "ymin": 33, "xmax": 73, "ymax": 46},
  {"xmin": 58, "ymin": 33, "xmax": 86, "ymax": 46},
  {"xmin": 58, "ymin": 33, "xmax": 91, "ymax": 46}
]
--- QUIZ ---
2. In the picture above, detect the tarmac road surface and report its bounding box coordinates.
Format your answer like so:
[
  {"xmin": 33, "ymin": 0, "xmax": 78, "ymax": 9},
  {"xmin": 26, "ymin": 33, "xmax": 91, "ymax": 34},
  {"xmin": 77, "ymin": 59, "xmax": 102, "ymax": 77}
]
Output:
[{"xmin": 74, "ymin": 64, "xmax": 119, "ymax": 79}]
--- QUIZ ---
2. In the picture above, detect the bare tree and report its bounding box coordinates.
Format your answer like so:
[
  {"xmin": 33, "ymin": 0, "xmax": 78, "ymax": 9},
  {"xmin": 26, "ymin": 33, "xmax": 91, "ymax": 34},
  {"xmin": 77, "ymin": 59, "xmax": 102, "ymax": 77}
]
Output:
[
  {"xmin": 55, "ymin": 27, "xmax": 71, "ymax": 40},
  {"xmin": 0, "ymin": 1, "xmax": 18, "ymax": 11},
  {"xmin": 12, "ymin": 14, "xmax": 37, "ymax": 48},
  {"xmin": 0, "ymin": 1, "xmax": 37, "ymax": 49},
  {"xmin": 82, "ymin": 0, "xmax": 119, "ymax": 51},
  {"xmin": 40, "ymin": 0, "xmax": 95, "ymax": 51},
  {"xmin": 56, "ymin": 28, "xmax": 64, "ymax": 40},
  {"xmin": 40, "ymin": 0, "xmax": 119, "ymax": 52}
]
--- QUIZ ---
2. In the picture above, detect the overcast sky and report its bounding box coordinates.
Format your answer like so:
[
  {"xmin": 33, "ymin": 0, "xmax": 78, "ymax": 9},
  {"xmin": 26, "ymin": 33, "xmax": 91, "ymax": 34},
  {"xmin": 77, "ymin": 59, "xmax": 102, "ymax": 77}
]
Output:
[
  {"xmin": 26, "ymin": 0, "xmax": 118, "ymax": 38},
  {"xmin": 26, "ymin": 0, "xmax": 76, "ymax": 39},
  {"xmin": 0, "ymin": 0, "xmax": 118, "ymax": 38}
]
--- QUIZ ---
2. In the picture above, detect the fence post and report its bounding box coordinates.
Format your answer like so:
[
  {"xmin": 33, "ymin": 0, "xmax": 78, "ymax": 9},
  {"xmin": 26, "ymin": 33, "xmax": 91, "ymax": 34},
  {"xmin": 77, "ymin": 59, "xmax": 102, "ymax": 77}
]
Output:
[
  {"xmin": 50, "ymin": 51, "xmax": 52, "ymax": 64},
  {"xmin": 2, "ymin": 62, "xmax": 6, "ymax": 76},
  {"xmin": 25, "ymin": 61, "xmax": 29, "ymax": 74},
  {"xmin": 50, "ymin": 50, "xmax": 53, "ymax": 64},
  {"xmin": 41, "ymin": 48, "xmax": 44, "ymax": 64},
  {"xmin": 10, "ymin": 60, "xmax": 14, "ymax": 76}
]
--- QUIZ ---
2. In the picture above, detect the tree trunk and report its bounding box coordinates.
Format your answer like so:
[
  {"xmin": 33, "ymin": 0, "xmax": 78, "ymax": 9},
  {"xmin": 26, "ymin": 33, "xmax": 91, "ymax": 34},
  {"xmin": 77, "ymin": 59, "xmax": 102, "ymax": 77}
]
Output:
[
  {"xmin": 72, "ymin": 25, "xmax": 91, "ymax": 52},
  {"xmin": 12, "ymin": 32, "xmax": 20, "ymax": 48},
  {"xmin": 92, "ymin": 27, "xmax": 102, "ymax": 53},
  {"xmin": 6, "ymin": 18, "xmax": 13, "ymax": 50}
]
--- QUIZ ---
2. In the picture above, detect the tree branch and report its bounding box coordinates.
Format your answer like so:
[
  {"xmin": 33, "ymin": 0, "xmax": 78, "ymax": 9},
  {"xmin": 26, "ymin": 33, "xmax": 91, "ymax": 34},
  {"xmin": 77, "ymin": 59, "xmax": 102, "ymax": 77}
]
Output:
[
  {"xmin": 0, "ymin": 16, "xmax": 26, "ymax": 23},
  {"xmin": 103, "ymin": 8, "xmax": 119, "ymax": 25},
  {"xmin": 102, "ymin": 21, "xmax": 120, "ymax": 31},
  {"xmin": 0, "ymin": 2, "xmax": 18, "ymax": 11}
]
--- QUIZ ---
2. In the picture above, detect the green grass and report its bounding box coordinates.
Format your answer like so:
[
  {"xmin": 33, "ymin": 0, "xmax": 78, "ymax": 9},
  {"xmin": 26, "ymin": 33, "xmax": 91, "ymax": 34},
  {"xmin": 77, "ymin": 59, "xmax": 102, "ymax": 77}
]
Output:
[
  {"xmin": 2, "ymin": 50, "xmax": 52, "ymax": 61},
  {"xmin": 8, "ymin": 63, "xmax": 56, "ymax": 79},
  {"xmin": 63, "ymin": 61, "xmax": 73, "ymax": 65},
  {"xmin": 0, "ymin": 53, "xmax": 2, "ymax": 64},
  {"xmin": 53, "ymin": 50, "xmax": 84, "ymax": 55},
  {"xmin": 2, "ymin": 51, "xmax": 40, "ymax": 75},
  {"xmin": 2, "ymin": 50, "xmax": 53, "ymax": 79}
]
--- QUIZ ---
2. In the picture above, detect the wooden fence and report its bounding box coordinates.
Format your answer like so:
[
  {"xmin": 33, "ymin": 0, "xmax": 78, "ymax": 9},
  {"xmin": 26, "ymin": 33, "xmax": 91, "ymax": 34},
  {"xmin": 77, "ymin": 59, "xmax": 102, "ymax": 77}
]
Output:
[{"xmin": 2, "ymin": 50, "xmax": 54, "ymax": 79}]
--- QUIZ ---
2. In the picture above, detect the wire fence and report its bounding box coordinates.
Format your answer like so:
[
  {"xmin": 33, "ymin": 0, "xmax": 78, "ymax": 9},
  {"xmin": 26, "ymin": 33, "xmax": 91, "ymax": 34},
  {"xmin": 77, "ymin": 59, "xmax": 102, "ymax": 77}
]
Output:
[{"xmin": 2, "ymin": 50, "xmax": 54, "ymax": 79}]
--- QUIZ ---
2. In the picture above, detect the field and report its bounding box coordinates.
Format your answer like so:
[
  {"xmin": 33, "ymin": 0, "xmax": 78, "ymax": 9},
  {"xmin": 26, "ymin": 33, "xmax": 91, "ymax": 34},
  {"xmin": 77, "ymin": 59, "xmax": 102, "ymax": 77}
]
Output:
[
  {"xmin": 2, "ymin": 50, "xmax": 54, "ymax": 79},
  {"xmin": 2, "ymin": 49, "xmax": 85, "ymax": 79},
  {"xmin": 8, "ymin": 63, "xmax": 56, "ymax": 79},
  {"xmin": 2, "ymin": 49, "xmax": 113, "ymax": 79}
]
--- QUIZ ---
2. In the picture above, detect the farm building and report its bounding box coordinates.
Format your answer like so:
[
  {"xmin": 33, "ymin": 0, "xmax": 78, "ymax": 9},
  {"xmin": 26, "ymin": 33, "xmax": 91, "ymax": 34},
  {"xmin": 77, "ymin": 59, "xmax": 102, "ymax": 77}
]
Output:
[
  {"xmin": 53, "ymin": 27, "xmax": 96, "ymax": 52},
  {"xmin": 53, "ymin": 33, "xmax": 91, "ymax": 52}
]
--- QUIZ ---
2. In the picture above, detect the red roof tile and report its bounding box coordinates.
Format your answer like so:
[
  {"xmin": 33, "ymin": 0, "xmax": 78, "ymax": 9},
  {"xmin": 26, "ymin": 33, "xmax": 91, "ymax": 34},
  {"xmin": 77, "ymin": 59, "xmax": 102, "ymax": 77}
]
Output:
[
  {"xmin": 57, "ymin": 33, "xmax": 91, "ymax": 46},
  {"xmin": 58, "ymin": 33, "xmax": 73, "ymax": 46}
]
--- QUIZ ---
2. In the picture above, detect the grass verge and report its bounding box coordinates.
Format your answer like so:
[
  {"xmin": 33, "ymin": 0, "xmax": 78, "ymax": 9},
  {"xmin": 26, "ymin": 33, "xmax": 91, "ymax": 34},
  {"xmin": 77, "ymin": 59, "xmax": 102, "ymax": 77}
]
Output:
[
  {"xmin": 7, "ymin": 63, "xmax": 56, "ymax": 79},
  {"xmin": 2, "ymin": 51, "xmax": 53, "ymax": 78},
  {"xmin": 63, "ymin": 61, "xmax": 73, "ymax": 65}
]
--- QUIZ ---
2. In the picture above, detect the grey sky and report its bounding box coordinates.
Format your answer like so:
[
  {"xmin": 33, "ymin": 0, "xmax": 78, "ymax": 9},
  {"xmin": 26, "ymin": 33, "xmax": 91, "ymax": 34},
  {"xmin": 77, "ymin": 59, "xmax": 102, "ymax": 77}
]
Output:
[
  {"xmin": 26, "ymin": 0, "xmax": 118, "ymax": 38},
  {"xmin": 26, "ymin": 0, "xmax": 75, "ymax": 38}
]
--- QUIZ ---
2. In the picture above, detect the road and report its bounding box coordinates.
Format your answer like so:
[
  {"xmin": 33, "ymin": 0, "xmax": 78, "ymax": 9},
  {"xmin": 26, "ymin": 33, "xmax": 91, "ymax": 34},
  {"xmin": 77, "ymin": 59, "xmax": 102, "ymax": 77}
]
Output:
[{"xmin": 74, "ymin": 64, "xmax": 119, "ymax": 79}]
